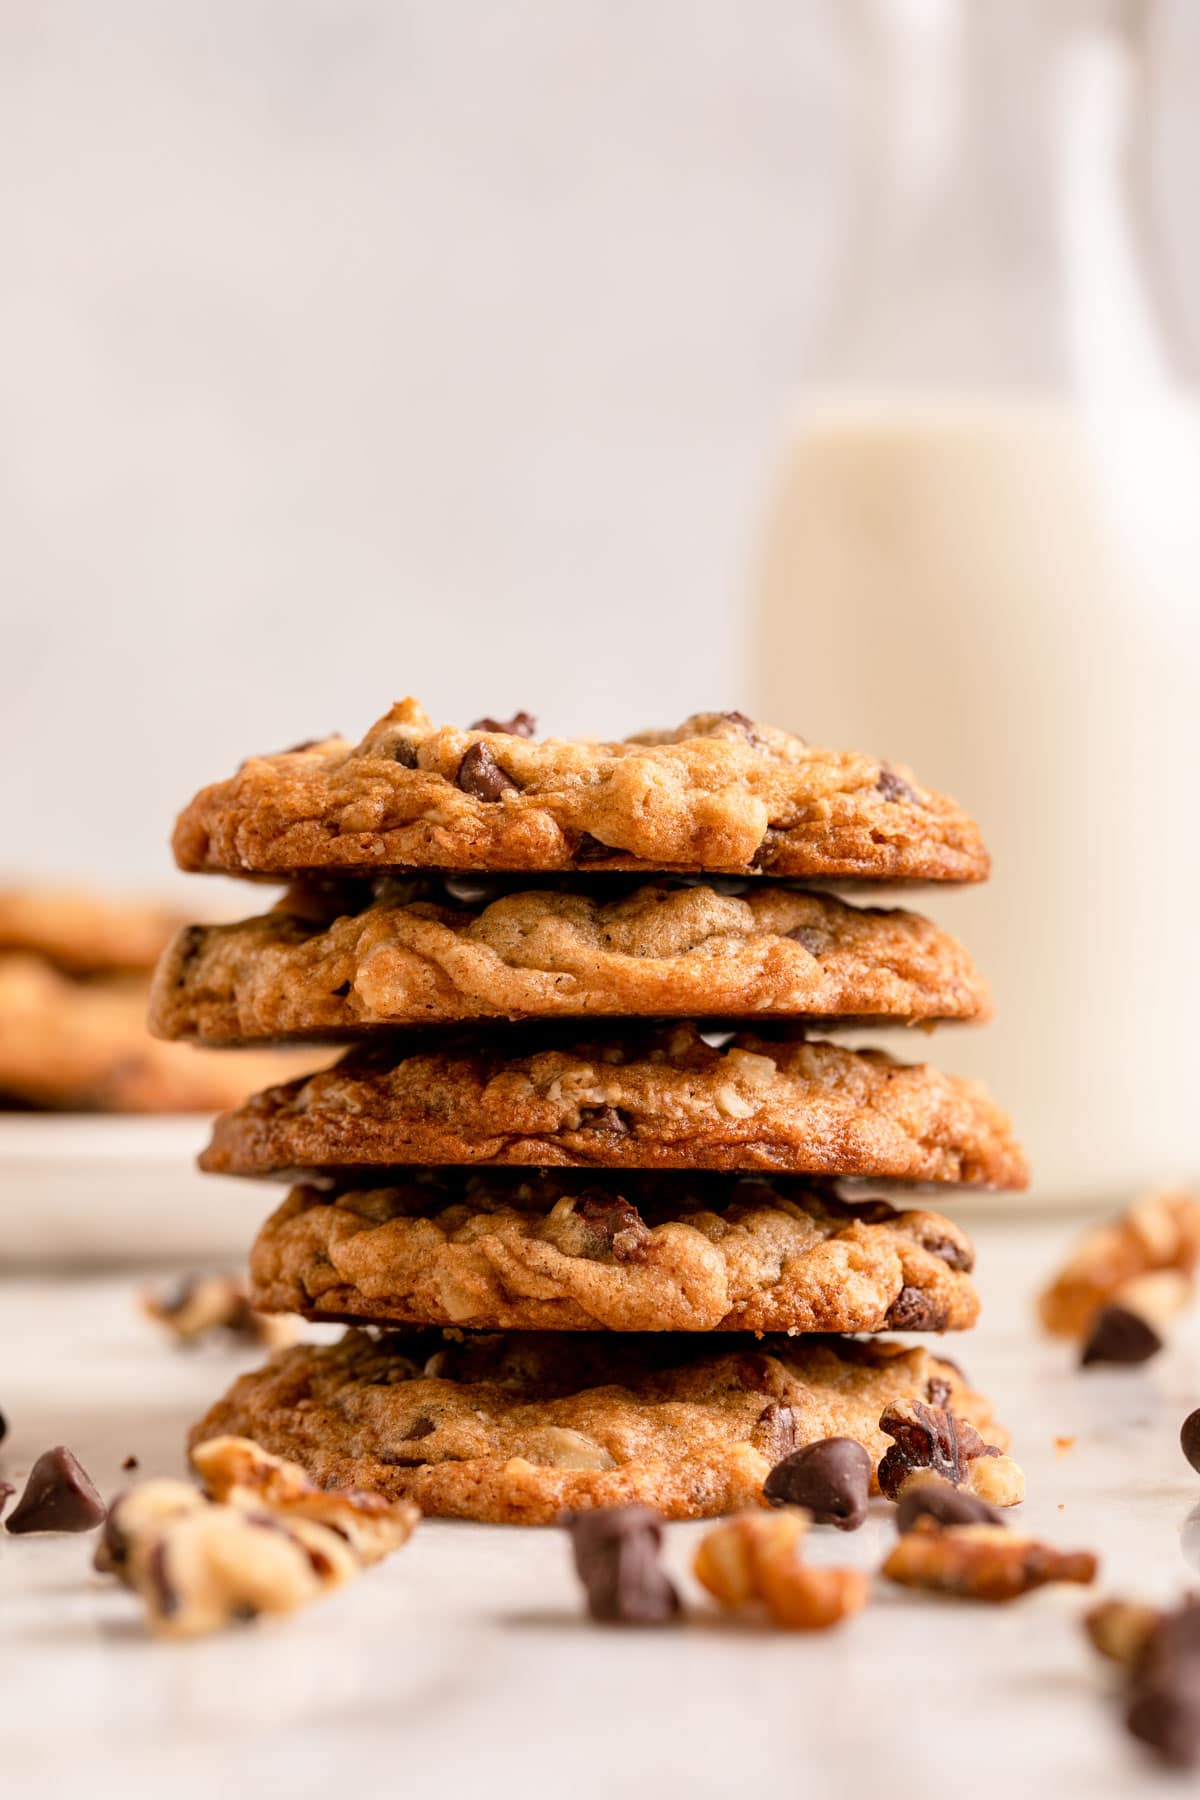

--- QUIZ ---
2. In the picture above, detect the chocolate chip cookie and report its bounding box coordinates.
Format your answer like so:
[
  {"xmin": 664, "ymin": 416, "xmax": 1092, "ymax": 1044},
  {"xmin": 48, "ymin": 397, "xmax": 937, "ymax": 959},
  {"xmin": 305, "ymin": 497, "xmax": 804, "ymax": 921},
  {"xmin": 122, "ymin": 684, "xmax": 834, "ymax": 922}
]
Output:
[
  {"xmin": 172, "ymin": 699, "xmax": 988, "ymax": 883},
  {"xmin": 0, "ymin": 952, "xmax": 319, "ymax": 1113},
  {"xmin": 248, "ymin": 1174, "xmax": 979, "ymax": 1334},
  {"xmin": 200, "ymin": 1023, "xmax": 1027, "ymax": 1187},
  {"xmin": 0, "ymin": 884, "xmax": 186, "ymax": 976},
  {"xmin": 188, "ymin": 1326, "xmax": 1008, "ymax": 1523},
  {"xmin": 150, "ymin": 877, "xmax": 989, "ymax": 1043}
]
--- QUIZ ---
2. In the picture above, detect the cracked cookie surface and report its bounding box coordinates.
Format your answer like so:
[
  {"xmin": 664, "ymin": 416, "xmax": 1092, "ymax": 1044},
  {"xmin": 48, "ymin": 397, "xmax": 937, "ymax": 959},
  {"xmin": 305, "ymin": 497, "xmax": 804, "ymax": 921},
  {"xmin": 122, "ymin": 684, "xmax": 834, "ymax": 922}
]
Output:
[
  {"xmin": 150, "ymin": 877, "xmax": 988, "ymax": 1043},
  {"xmin": 200, "ymin": 1023, "xmax": 1027, "ymax": 1187},
  {"xmin": 249, "ymin": 1173, "xmax": 979, "ymax": 1334},
  {"xmin": 188, "ymin": 1326, "xmax": 1006, "ymax": 1523},
  {"xmin": 172, "ymin": 699, "xmax": 988, "ymax": 884}
]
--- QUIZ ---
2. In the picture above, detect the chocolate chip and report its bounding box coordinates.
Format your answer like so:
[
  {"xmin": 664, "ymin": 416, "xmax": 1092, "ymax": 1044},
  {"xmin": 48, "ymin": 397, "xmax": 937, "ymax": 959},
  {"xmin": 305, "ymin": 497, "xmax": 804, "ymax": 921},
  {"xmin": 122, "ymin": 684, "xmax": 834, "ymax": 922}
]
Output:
[
  {"xmin": 763, "ymin": 1437, "xmax": 871, "ymax": 1530},
  {"xmin": 469, "ymin": 712, "xmax": 537, "ymax": 737},
  {"xmin": 0, "ymin": 1480, "xmax": 13, "ymax": 1521},
  {"xmin": 565, "ymin": 1505, "xmax": 681, "ymax": 1626},
  {"xmin": 734, "ymin": 1353, "xmax": 778, "ymax": 1395},
  {"xmin": 925, "ymin": 1376, "xmax": 954, "ymax": 1409},
  {"xmin": 894, "ymin": 1475, "xmax": 1003, "ymax": 1531},
  {"xmin": 1127, "ymin": 1669, "xmax": 1200, "ymax": 1768},
  {"xmin": 877, "ymin": 1402, "xmax": 987, "ymax": 1501},
  {"xmin": 0, "ymin": 1405, "xmax": 7, "ymax": 1443},
  {"xmin": 457, "ymin": 742, "xmax": 518, "ymax": 802},
  {"xmin": 1081, "ymin": 1304, "xmax": 1163, "ymax": 1367},
  {"xmin": 330, "ymin": 980, "xmax": 351, "ymax": 998},
  {"xmin": 877, "ymin": 765, "xmax": 917, "ymax": 804},
  {"xmin": 575, "ymin": 832, "xmax": 617, "ymax": 864},
  {"xmin": 406, "ymin": 1415, "xmax": 437, "ymax": 1440},
  {"xmin": 719, "ymin": 710, "xmax": 765, "ymax": 748},
  {"xmin": 572, "ymin": 1191, "xmax": 651, "ymax": 1263},
  {"xmin": 752, "ymin": 1402, "xmax": 799, "ymax": 1464},
  {"xmin": 577, "ymin": 1104, "xmax": 632, "ymax": 1136},
  {"xmin": 393, "ymin": 740, "xmax": 420, "ymax": 768},
  {"xmin": 787, "ymin": 926, "xmax": 825, "ymax": 955},
  {"xmin": 884, "ymin": 1286, "xmax": 949, "ymax": 1331},
  {"xmin": 921, "ymin": 1234, "xmax": 973, "ymax": 1272},
  {"xmin": 5, "ymin": 1446, "xmax": 106, "ymax": 1534},
  {"xmin": 1181, "ymin": 1409, "xmax": 1200, "ymax": 1474}
]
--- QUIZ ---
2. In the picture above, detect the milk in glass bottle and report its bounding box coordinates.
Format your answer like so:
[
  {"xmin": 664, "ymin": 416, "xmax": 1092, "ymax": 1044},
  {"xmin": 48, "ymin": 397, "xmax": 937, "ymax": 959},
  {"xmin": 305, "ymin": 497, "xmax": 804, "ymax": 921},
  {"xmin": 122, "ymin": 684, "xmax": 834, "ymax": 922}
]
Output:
[{"xmin": 752, "ymin": 0, "xmax": 1200, "ymax": 1200}]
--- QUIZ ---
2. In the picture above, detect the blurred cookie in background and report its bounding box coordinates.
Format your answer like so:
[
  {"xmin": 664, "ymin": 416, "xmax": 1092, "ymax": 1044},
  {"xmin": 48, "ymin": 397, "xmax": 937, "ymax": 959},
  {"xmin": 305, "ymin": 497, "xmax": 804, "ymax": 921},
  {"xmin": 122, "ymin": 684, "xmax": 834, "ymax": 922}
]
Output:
[{"xmin": 0, "ymin": 884, "xmax": 321, "ymax": 1113}]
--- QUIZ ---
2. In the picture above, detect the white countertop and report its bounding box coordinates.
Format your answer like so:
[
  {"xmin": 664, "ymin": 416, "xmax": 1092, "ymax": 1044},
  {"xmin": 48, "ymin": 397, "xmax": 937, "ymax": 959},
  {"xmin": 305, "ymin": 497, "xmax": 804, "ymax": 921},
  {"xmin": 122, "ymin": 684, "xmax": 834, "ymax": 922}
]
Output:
[{"xmin": 3, "ymin": 1215, "xmax": 1198, "ymax": 1800}]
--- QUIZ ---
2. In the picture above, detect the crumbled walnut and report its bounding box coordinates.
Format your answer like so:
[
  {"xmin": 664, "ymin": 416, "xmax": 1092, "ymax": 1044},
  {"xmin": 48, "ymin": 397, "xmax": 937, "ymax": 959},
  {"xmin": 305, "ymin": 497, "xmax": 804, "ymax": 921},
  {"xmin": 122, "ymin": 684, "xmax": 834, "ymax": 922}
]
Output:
[
  {"xmin": 1038, "ymin": 1188, "xmax": 1200, "ymax": 1339},
  {"xmin": 876, "ymin": 1400, "xmax": 988, "ymax": 1500},
  {"xmin": 883, "ymin": 1519, "xmax": 1097, "ymax": 1602},
  {"xmin": 694, "ymin": 1509, "xmax": 868, "ymax": 1631},
  {"xmin": 191, "ymin": 1436, "xmax": 418, "ymax": 1564},
  {"xmin": 141, "ymin": 1274, "xmax": 297, "ymax": 1349}
]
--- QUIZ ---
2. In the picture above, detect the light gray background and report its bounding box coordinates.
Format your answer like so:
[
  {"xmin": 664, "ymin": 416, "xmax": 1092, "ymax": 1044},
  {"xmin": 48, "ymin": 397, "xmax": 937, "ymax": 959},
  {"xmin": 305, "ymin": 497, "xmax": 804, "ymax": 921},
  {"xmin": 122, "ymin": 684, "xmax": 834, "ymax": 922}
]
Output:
[{"xmin": 1, "ymin": 0, "xmax": 1196, "ymax": 883}]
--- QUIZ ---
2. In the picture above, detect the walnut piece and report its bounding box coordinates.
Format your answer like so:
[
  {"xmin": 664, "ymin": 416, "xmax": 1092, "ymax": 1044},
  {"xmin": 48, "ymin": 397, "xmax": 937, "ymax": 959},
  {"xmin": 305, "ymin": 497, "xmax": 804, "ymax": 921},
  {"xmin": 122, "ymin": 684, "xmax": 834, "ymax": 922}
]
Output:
[
  {"xmin": 1038, "ymin": 1188, "xmax": 1200, "ymax": 1339},
  {"xmin": 1085, "ymin": 1599, "xmax": 1164, "ymax": 1668},
  {"xmin": 965, "ymin": 1451, "xmax": 1027, "ymax": 1508},
  {"xmin": 883, "ymin": 1519, "xmax": 1097, "ymax": 1603},
  {"xmin": 192, "ymin": 1435, "xmax": 419, "ymax": 1564},
  {"xmin": 694, "ymin": 1509, "xmax": 868, "ymax": 1631},
  {"xmin": 876, "ymin": 1400, "xmax": 988, "ymax": 1500},
  {"xmin": 99, "ymin": 1437, "xmax": 418, "ymax": 1637},
  {"xmin": 141, "ymin": 1273, "xmax": 297, "ymax": 1349}
]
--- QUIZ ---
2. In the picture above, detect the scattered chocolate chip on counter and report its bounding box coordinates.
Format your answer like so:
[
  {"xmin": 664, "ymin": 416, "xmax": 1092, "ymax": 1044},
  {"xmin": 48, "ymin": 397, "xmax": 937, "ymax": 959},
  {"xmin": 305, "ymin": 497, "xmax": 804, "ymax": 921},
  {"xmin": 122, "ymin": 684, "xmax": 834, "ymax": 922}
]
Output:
[
  {"xmin": 694, "ymin": 1509, "xmax": 868, "ymax": 1631},
  {"xmin": 894, "ymin": 1473, "xmax": 1004, "ymax": 1532},
  {"xmin": 1080, "ymin": 1304, "xmax": 1163, "ymax": 1367},
  {"xmin": 0, "ymin": 1479, "xmax": 14, "ymax": 1522},
  {"xmin": 0, "ymin": 1405, "xmax": 7, "ymax": 1443},
  {"xmin": 763, "ymin": 1437, "xmax": 871, "ymax": 1530},
  {"xmin": 1039, "ymin": 1190, "xmax": 1200, "ymax": 1361},
  {"xmin": 1086, "ymin": 1597, "xmax": 1200, "ymax": 1768},
  {"xmin": 5, "ymin": 1446, "xmax": 106, "ymax": 1535},
  {"xmin": 141, "ymin": 1273, "xmax": 297, "ymax": 1350},
  {"xmin": 1180, "ymin": 1408, "xmax": 1200, "ymax": 1475},
  {"xmin": 564, "ymin": 1505, "xmax": 680, "ymax": 1626},
  {"xmin": 883, "ymin": 1518, "xmax": 1096, "ymax": 1603}
]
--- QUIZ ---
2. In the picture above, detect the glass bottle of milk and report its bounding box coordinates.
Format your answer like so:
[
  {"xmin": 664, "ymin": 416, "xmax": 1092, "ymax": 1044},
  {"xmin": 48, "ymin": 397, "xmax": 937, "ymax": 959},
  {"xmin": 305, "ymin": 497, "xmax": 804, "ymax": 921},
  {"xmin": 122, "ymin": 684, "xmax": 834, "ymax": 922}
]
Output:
[{"xmin": 752, "ymin": 0, "xmax": 1200, "ymax": 1202}]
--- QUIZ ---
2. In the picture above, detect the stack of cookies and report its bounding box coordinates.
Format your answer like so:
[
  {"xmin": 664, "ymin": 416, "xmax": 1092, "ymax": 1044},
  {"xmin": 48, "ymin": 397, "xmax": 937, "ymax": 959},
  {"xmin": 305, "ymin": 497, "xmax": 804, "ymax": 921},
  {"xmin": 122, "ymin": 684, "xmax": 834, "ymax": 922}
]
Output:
[{"xmin": 153, "ymin": 700, "xmax": 1027, "ymax": 1523}]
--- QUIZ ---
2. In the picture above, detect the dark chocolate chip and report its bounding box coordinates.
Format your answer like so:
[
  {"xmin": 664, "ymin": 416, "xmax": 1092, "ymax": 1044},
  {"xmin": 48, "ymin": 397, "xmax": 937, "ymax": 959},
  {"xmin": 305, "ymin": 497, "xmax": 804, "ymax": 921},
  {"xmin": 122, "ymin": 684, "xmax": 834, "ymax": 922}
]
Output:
[
  {"xmin": 763, "ymin": 1437, "xmax": 871, "ymax": 1530},
  {"xmin": 0, "ymin": 1405, "xmax": 6, "ymax": 1443},
  {"xmin": 787, "ymin": 926, "xmax": 825, "ymax": 955},
  {"xmin": 877, "ymin": 1402, "xmax": 987, "ymax": 1501},
  {"xmin": 0, "ymin": 1480, "xmax": 13, "ymax": 1522},
  {"xmin": 406, "ymin": 1415, "xmax": 437, "ymax": 1441},
  {"xmin": 457, "ymin": 742, "xmax": 518, "ymax": 802},
  {"xmin": 925, "ymin": 1376, "xmax": 954, "ymax": 1409},
  {"xmin": 330, "ymin": 981, "xmax": 351, "ymax": 998},
  {"xmin": 884, "ymin": 1286, "xmax": 949, "ymax": 1331},
  {"xmin": 734, "ymin": 1353, "xmax": 778, "ymax": 1395},
  {"xmin": 393, "ymin": 740, "xmax": 420, "ymax": 768},
  {"xmin": 1181, "ymin": 1408, "xmax": 1200, "ymax": 1474},
  {"xmin": 752, "ymin": 1402, "xmax": 799, "ymax": 1465},
  {"xmin": 1138, "ymin": 1600, "xmax": 1200, "ymax": 1683},
  {"xmin": 920, "ymin": 1233, "xmax": 973, "ymax": 1272},
  {"xmin": 1081, "ymin": 1305, "xmax": 1163, "ymax": 1367},
  {"xmin": 1127, "ymin": 1670, "xmax": 1200, "ymax": 1768},
  {"xmin": 575, "ymin": 832, "xmax": 617, "ymax": 864},
  {"xmin": 6, "ymin": 1446, "xmax": 106, "ymax": 1534},
  {"xmin": 719, "ymin": 710, "xmax": 765, "ymax": 748},
  {"xmin": 469, "ymin": 712, "xmax": 537, "ymax": 737},
  {"xmin": 572, "ymin": 1190, "xmax": 651, "ymax": 1263},
  {"xmin": 565, "ymin": 1505, "xmax": 680, "ymax": 1626},
  {"xmin": 894, "ymin": 1475, "xmax": 1003, "ymax": 1532},
  {"xmin": 877, "ymin": 765, "xmax": 918, "ymax": 804},
  {"xmin": 577, "ymin": 1104, "xmax": 632, "ymax": 1136}
]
